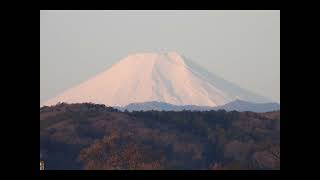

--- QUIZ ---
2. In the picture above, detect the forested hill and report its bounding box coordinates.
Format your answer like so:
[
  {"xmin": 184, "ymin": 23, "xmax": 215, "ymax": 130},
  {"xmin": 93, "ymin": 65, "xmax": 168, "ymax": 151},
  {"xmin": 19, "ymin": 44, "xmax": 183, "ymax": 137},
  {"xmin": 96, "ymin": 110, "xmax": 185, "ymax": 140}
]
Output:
[{"xmin": 40, "ymin": 103, "xmax": 280, "ymax": 170}]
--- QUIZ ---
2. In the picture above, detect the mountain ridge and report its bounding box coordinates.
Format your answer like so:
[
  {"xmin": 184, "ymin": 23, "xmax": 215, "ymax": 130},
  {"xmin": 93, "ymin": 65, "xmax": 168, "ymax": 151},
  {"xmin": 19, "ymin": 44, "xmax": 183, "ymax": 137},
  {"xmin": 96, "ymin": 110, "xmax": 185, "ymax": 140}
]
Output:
[{"xmin": 116, "ymin": 99, "xmax": 280, "ymax": 112}]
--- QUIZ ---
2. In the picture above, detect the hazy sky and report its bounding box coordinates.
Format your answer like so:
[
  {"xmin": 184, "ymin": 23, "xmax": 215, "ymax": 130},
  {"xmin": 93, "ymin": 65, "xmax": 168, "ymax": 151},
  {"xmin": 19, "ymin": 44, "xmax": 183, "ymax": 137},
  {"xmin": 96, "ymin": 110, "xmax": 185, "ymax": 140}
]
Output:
[{"xmin": 40, "ymin": 10, "xmax": 280, "ymax": 103}]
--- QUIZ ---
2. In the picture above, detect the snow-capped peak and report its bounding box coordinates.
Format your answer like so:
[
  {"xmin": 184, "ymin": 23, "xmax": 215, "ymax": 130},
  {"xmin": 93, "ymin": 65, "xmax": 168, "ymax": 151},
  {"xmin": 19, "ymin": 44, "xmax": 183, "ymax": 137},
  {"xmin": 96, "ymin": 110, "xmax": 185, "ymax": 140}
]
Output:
[{"xmin": 42, "ymin": 52, "xmax": 271, "ymax": 107}]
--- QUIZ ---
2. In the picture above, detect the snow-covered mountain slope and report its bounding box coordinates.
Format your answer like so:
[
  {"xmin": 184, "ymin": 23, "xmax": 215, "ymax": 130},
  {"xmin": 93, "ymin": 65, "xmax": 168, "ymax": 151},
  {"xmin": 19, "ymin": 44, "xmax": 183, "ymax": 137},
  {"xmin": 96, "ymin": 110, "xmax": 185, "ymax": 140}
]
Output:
[{"xmin": 42, "ymin": 52, "xmax": 272, "ymax": 107}]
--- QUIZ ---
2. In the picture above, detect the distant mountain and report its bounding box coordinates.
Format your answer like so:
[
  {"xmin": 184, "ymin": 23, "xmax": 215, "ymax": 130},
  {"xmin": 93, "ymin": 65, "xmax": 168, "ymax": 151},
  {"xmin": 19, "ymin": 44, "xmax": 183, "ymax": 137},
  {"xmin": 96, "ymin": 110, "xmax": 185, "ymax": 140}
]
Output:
[
  {"xmin": 42, "ymin": 52, "xmax": 272, "ymax": 107},
  {"xmin": 117, "ymin": 100, "xmax": 280, "ymax": 113},
  {"xmin": 213, "ymin": 100, "xmax": 280, "ymax": 113},
  {"xmin": 116, "ymin": 101, "xmax": 212, "ymax": 112}
]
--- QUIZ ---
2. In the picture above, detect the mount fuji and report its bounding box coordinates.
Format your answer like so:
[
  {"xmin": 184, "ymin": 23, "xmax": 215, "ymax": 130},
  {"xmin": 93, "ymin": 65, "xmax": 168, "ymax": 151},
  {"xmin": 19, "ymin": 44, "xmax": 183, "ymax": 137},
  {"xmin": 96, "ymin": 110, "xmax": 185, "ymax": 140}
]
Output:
[{"xmin": 42, "ymin": 52, "xmax": 273, "ymax": 108}]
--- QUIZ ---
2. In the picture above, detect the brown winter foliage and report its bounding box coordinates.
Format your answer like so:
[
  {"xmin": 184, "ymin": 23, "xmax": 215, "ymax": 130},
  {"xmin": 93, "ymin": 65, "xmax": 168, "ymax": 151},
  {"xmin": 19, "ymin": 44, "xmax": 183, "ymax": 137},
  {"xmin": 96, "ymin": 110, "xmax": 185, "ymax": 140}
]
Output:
[{"xmin": 40, "ymin": 103, "xmax": 280, "ymax": 170}]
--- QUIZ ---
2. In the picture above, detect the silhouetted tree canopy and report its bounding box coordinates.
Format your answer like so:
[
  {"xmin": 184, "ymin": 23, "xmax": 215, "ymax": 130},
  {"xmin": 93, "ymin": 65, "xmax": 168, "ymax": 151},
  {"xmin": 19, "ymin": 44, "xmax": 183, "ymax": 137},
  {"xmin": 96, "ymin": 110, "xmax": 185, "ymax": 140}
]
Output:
[{"xmin": 40, "ymin": 103, "xmax": 280, "ymax": 170}]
